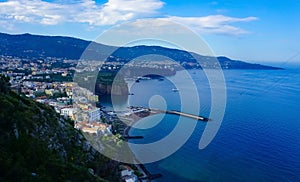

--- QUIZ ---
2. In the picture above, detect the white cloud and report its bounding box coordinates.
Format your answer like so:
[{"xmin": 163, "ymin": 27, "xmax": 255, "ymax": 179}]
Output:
[
  {"xmin": 0, "ymin": 1, "xmax": 257, "ymax": 36},
  {"xmin": 0, "ymin": 0, "xmax": 164, "ymax": 26},
  {"xmin": 119, "ymin": 15, "xmax": 258, "ymax": 36},
  {"xmin": 73, "ymin": 0, "xmax": 165, "ymax": 26},
  {"xmin": 166, "ymin": 15, "xmax": 258, "ymax": 35}
]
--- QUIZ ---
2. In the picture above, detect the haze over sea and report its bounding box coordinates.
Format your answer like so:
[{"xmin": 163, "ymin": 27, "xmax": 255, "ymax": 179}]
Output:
[{"xmin": 103, "ymin": 68, "xmax": 300, "ymax": 182}]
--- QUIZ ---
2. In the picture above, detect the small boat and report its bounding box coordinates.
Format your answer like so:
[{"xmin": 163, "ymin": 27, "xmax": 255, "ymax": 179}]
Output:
[
  {"xmin": 172, "ymin": 88, "xmax": 179, "ymax": 92},
  {"xmin": 138, "ymin": 76, "xmax": 151, "ymax": 80},
  {"xmin": 128, "ymin": 93, "xmax": 134, "ymax": 95}
]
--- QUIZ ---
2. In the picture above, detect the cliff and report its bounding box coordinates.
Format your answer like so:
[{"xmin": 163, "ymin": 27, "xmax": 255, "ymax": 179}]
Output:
[
  {"xmin": 95, "ymin": 71, "xmax": 128, "ymax": 96},
  {"xmin": 0, "ymin": 75, "xmax": 119, "ymax": 181},
  {"xmin": 95, "ymin": 83, "xmax": 129, "ymax": 96}
]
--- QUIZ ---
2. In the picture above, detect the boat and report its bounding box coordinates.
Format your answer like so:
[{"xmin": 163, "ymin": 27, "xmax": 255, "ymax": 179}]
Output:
[
  {"xmin": 137, "ymin": 76, "xmax": 151, "ymax": 80},
  {"xmin": 172, "ymin": 88, "xmax": 179, "ymax": 92}
]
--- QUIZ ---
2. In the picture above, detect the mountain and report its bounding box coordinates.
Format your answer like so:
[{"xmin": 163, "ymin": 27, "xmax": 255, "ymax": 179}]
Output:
[
  {"xmin": 0, "ymin": 32, "xmax": 114, "ymax": 60},
  {"xmin": 0, "ymin": 32, "xmax": 282, "ymax": 69},
  {"xmin": 0, "ymin": 75, "xmax": 118, "ymax": 181}
]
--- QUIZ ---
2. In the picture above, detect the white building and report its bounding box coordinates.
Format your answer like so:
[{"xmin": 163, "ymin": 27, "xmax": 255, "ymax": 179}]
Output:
[
  {"xmin": 88, "ymin": 108, "xmax": 101, "ymax": 123},
  {"xmin": 121, "ymin": 169, "xmax": 138, "ymax": 182},
  {"xmin": 61, "ymin": 108, "xmax": 75, "ymax": 119}
]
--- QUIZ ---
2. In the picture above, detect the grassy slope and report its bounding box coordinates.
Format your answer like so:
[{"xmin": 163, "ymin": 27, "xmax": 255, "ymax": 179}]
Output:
[{"xmin": 0, "ymin": 76, "xmax": 118, "ymax": 181}]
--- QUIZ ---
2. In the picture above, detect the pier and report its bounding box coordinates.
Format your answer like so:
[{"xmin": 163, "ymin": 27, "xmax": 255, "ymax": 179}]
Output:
[
  {"xmin": 165, "ymin": 110, "xmax": 210, "ymax": 121},
  {"xmin": 137, "ymin": 163, "xmax": 162, "ymax": 181},
  {"xmin": 149, "ymin": 108, "xmax": 210, "ymax": 122},
  {"xmin": 122, "ymin": 122, "xmax": 144, "ymax": 140},
  {"xmin": 121, "ymin": 106, "xmax": 210, "ymax": 139},
  {"xmin": 123, "ymin": 135, "xmax": 144, "ymax": 139},
  {"xmin": 126, "ymin": 106, "xmax": 210, "ymax": 121}
]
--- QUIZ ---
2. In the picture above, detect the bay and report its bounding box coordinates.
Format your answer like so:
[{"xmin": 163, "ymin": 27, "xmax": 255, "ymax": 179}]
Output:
[{"xmin": 103, "ymin": 69, "xmax": 300, "ymax": 182}]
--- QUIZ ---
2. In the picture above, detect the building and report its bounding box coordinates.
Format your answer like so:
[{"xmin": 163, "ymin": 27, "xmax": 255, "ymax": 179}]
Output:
[
  {"xmin": 81, "ymin": 127, "xmax": 99, "ymax": 135},
  {"xmin": 88, "ymin": 108, "xmax": 101, "ymax": 123},
  {"xmin": 92, "ymin": 123, "xmax": 112, "ymax": 135},
  {"xmin": 61, "ymin": 107, "xmax": 75, "ymax": 120},
  {"xmin": 121, "ymin": 168, "xmax": 138, "ymax": 182}
]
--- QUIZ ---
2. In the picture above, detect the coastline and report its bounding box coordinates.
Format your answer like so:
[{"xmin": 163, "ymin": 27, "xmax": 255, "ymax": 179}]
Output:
[
  {"xmin": 123, "ymin": 107, "xmax": 161, "ymax": 137},
  {"xmin": 123, "ymin": 110, "xmax": 162, "ymax": 181},
  {"xmin": 123, "ymin": 117, "xmax": 152, "ymax": 181}
]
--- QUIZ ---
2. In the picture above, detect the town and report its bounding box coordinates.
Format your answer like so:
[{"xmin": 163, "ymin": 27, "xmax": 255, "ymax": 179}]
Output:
[{"xmin": 0, "ymin": 55, "xmax": 180, "ymax": 182}]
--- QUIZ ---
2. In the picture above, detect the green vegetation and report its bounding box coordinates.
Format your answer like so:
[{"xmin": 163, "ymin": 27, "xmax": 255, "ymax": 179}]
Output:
[
  {"xmin": 0, "ymin": 75, "xmax": 118, "ymax": 181},
  {"xmin": 96, "ymin": 71, "xmax": 126, "ymax": 85},
  {"xmin": 74, "ymin": 70, "xmax": 128, "ymax": 96},
  {"xmin": 0, "ymin": 74, "xmax": 11, "ymax": 93},
  {"xmin": 75, "ymin": 71, "xmax": 126, "ymax": 87}
]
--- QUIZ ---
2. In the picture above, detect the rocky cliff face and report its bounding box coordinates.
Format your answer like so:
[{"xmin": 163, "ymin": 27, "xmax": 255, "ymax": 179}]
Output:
[
  {"xmin": 95, "ymin": 71, "xmax": 129, "ymax": 96},
  {"xmin": 95, "ymin": 83, "xmax": 128, "ymax": 96}
]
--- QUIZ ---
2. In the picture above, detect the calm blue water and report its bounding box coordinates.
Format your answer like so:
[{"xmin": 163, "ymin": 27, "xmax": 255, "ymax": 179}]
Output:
[{"xmin": 106, "ymin": 69, "xmax": 300, "ymax": 181}]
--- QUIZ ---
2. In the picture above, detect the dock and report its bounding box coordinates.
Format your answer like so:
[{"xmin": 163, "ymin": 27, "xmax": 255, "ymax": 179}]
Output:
[
  {"xmin": 165, "ymin": 110, "xmax": 209, "ymax": 121},
  {"xmin": 139, "ymin": 174, "xmax": 162, "ymax": 180},
  {"xmin": 121, "ymin": 106, "xmax": 210, "ymax": 139},
  {"xmin": 137, "ymin": 163, "xmax": 162, "ymax": 181},
  {"xmin": 123, "ymin": 126, "xmax": 144, "ymax": 140},
  {"xmin": 148, "ymin": 108, "xmax": 210, "ymax": 122},
  {"xmin": 123, "ymin": 135, "xmax": 144, "ymax": 139}
]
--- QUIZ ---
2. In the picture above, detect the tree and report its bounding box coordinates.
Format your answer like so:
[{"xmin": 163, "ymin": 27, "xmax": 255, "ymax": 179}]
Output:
[{"xmin": 0, "ymin": 74, "xmax": 11, "ymax": 94}]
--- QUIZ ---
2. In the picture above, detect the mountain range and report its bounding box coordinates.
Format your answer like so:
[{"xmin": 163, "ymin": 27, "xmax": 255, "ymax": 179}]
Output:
[{"xmin": 0, "ymin": 32, "xmax": 282, "ymax": 70}]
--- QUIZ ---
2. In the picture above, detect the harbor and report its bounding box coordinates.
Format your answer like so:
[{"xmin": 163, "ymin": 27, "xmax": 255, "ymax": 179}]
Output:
[{"xmin": 127, "ymin": 106, "xmax": 210, "ymax": 122}]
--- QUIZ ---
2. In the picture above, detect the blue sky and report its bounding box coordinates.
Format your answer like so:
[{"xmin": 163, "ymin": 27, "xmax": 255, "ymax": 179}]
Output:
[{"xmin": 0, "ymin": 0, "xmax": 299, "ymax": 63}]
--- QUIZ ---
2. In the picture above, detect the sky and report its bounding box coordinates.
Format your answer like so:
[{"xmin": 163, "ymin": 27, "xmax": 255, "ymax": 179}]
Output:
[{"xmin": 0, "ymin": 0, "xmax": 299, "ymax": 63}]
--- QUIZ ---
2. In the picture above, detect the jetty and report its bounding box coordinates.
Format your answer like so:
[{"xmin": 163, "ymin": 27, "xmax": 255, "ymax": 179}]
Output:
[
  {"xmin": 148, "ymin": 108, "xmax": 210, "ymax": 122},
  {"xmin": 137, "ymin": 163, "xmax": 162, "ymax": 181},
  {"xmin": 121, "ymin": 106, "xmax": 210, "ymax": 139},
  {"xmin": 123, "ymin": 135, "xmax": 144, "ymax": 139},
  {"xmin": 165, "ymin": 110, "xmax": 209, "ymax": 121},
  {"xmin": 126, "ymin": 106, "xmax": 210, "ymax": 121}
]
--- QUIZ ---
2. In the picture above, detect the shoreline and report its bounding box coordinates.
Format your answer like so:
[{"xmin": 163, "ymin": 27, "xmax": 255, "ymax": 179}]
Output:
[
  {"xmin": 111, "ymin": 106, "xmax": 208, "ymax": 181},
  {"xmin": 124, "ymin": 118, "xmax": 153, "ymax": 181},
  {"xmin": 123, "ymin": 107, "xmax": 161, "ymax": 137},
  {"xmin": 122, "ymin": 110, "xmax": 162, "ymax": 181}
]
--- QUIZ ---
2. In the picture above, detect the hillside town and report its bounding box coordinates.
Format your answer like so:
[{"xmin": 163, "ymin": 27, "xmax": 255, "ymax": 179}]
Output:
[
  {"xmin": 0, "ymin": 54, "xmax": 182, "ymax": 136},
  {"xmin": 0, "ymin": 55, "xmax": 113, "ymax": 140},
  {"xmin": 0, "ymin": 55, "xmax": 165, "ymax": 182}
]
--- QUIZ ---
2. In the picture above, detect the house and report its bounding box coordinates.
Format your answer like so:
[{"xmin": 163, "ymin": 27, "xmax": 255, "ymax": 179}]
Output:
[
  {"xmin": 81, "ymin": 127, "xmax": 98, "ymax": 135},
  {"xmin": 88, "ymin": 108, "xmax": 101, "ymax": 123},
  {"xmin": 61, "ymin": 107, "xmax": 75, "ymax": 120},
  {"xmin": 121, "ymin": 169, "xmax": 138, "ymax": 182}
]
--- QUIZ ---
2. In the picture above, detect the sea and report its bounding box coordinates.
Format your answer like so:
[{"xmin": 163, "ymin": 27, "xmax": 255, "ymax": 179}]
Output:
[{"xmin": 101, "ymin": 68, "xmax": 300, "ymax": 182}]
